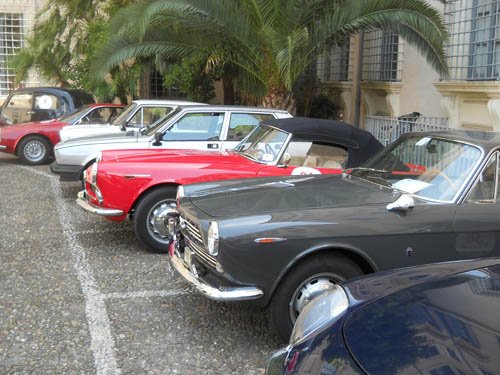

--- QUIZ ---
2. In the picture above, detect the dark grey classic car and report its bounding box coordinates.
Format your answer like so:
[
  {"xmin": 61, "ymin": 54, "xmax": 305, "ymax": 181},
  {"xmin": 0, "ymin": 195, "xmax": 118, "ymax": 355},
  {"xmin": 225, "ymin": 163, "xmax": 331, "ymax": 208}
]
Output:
[{"xmin": 168, "ymin": 130, "xmax": 500, "ymax": 341}]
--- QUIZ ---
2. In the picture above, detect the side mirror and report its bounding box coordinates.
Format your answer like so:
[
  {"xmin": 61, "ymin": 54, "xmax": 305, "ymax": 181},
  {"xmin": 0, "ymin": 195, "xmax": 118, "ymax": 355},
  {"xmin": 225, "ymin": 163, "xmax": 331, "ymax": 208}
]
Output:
[
  {"xmin": 120, "ymin": 120, "xmax": 128, "ymax": 131},
  {"xmin": 153, "ymin": 132, "xmax": 163, "ymax": 146},
  {"xmin": 386, "ymin": 193, "xmax": 415, "ymax": 212}
]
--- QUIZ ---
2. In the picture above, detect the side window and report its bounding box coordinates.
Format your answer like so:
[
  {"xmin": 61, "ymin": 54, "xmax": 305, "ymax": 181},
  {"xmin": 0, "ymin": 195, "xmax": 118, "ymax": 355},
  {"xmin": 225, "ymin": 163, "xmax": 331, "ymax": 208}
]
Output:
[
  {"xmin": 83, "ymin": 107, "xmax": 117, "ymax": 124},
  {"xmin": 281, "ymin": 141, "xmax": 312, "ymax": 166},
  {"xmin": 104, "ymin": 107, "xmax": 124, "ymax": 123},
  {"xmin": 227, "ymin": 113, "xmax": 273, "ymax": 141},
  {"xmin": 128, "ymin": 107, "xmax": 171, "ymax": 128},
  {"xmin": 163, "ymin": 113, "xmax": 225, "ymax": 141},
  {"xmin": 3, "ymin": 93, "xmax": 32, "ymax": 124},
  {"xmin": 34, "ymin": 93, "xmax": 59, "ymax": 111},
  {"xmin": 467, "ymin": 153, "xmax": 498, "ymax": 203},
  {"xmin": 308, "ymin": 144, "xmax": 348, "ymax": 169},
  {"xmin": 280, "ymin": 142, "xmax": 348, "ymax": 168}
]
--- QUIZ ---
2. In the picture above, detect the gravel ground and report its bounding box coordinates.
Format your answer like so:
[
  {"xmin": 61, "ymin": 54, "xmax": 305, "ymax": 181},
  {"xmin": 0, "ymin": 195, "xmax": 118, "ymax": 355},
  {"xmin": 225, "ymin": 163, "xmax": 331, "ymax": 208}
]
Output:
[{"xmin": 0, "ymin": 153, "xmax": 281, "ymax": 374}]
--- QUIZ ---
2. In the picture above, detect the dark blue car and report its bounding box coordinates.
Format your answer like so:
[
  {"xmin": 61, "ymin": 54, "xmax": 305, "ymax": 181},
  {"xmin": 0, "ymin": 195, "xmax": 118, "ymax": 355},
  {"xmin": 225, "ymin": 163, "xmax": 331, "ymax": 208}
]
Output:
[{"xmin": 267, "ymin": 258, "xmax": 500, "ymax": 374}]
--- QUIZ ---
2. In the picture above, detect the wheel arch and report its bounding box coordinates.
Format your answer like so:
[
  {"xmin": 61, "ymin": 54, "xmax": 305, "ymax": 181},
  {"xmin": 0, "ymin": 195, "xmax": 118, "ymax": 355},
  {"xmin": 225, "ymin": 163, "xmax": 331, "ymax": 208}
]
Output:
[
  {"xmin": 129, "ymin": 182, "xmax": 180, "ymax": 218},
  {"xmin": 265, "ymin": 244, "xmax": 378, "ymax": 307},
  {"xmin": 75, "ymin": 158, "xmax": 98, "ymax": 182},
  {"xmin": 15, "ymin": 133, "xmax": 53, "ymax": 156}
]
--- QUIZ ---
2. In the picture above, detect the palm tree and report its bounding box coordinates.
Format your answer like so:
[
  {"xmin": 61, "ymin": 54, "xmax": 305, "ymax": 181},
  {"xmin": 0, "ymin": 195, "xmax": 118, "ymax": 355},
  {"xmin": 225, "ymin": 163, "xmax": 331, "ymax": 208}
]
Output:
[
  {"xmin": 95, "ymin": 0, "xmax": 448, "ymax": 112},
  {"xmin": 12, "ymin": 0, "xmax": 138, "ymax": 101}
]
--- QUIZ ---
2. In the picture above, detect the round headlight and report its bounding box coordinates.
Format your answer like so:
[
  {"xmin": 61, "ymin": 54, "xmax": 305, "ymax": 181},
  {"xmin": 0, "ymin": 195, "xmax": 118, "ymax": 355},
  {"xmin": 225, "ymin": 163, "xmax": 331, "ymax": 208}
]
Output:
[
  {"xmin": 290, "ymin": 284, "xmax": 349, "ymax": 345},
  {"xmin": 207, "ymin": 221, "xmax": 219, "ymax": 256}
]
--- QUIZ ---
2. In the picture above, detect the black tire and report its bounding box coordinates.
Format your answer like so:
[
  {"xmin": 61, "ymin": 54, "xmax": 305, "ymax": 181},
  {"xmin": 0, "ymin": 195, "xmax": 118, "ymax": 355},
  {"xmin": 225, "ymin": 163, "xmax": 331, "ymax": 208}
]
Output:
[
  {"xmin": 17, "ymin": 135, "xmax": 52, "ymax": 165},
  {"xmin": 133, "ymin": 187, "xmax": 177, "ymax": 253},
  {"xmin": 268, "ymin": 254, "xmax": 364, "ymax": 342}
]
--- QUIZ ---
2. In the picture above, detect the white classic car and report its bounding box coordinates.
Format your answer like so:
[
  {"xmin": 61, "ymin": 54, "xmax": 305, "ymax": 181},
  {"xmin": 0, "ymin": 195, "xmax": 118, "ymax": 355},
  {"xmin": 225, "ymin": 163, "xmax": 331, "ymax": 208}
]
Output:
[
  {"xmin": 59, "ymin": 99, "xmax": 203, "ymax": 141},
  {"xmin": 50, "ymin": 105, "xmax": 292, "ymax": 181}
]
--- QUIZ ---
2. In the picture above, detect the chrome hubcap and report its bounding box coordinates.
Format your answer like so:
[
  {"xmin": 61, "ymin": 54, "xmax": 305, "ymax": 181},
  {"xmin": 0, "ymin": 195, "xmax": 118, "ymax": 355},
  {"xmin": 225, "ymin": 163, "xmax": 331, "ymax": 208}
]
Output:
[
  {"xmin": 24, "ymin": 140, "xmax": 46, "ymax": 162},
  {"xmin": 147, "ymin": 200, "xmax": 176, "ymax": 244},
  {"xmin": 289, "ymin": 273, "xmax": 341, "ymax": 323}
]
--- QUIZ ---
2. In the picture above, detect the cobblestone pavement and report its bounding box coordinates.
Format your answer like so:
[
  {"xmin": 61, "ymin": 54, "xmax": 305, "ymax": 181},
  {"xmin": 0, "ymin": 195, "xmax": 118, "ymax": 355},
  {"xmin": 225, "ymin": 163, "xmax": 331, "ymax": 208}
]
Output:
[{"xmin": 0, "ymin": 154, "xmax": 281, "ymax": 374}]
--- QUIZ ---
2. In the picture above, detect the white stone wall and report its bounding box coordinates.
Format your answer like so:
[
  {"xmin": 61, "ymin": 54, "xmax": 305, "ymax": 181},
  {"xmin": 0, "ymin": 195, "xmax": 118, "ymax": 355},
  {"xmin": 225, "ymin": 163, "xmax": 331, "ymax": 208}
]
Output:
[{"xmin": 0, "ymin": 0, "xmax": 48, "ymax": 101}]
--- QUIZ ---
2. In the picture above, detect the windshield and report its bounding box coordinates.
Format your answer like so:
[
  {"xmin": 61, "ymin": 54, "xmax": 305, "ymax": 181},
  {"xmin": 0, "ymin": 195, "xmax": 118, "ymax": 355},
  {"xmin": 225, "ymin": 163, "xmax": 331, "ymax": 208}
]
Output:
[
  {"xmin": 234, "ymin": 125, "xmax": 289, "ymax": 164},
  {"xmin": 59, "ymin": 105, "xmax": 92, "ymax": 123},
  {"xmin": 350, "ymin": 135, "xmax": 482, "ymax": 202},
  {"xmin": 110, "ymin": 103, "xmax": 137, "ymax": 126},
  {"xmin": 144, "ymin": 107, "xmax": 182, "ymax": 136}
]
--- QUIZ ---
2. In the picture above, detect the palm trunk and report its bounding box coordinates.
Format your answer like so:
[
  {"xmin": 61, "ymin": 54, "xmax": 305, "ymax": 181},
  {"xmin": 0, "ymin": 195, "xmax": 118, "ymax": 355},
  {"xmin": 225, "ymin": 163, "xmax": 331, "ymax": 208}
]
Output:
[
  {"xmin": 222, "ymin": 77, "xmax": 235, "ymax": 105},
  {"xmin": 262, "ymin": 87, "xmax": 296, "ymax": 115}
]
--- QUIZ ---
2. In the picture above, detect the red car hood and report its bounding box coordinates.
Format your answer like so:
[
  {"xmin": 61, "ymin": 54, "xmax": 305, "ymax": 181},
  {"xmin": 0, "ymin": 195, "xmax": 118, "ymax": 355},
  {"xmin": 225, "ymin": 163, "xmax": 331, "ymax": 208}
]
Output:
[
  {"xmin": 98, "ymin": 148, "xmax": 266, "ymax": 186},
  {"xmin": 101, "ymin": 148, "xmax": 248, "ymax": 165}
]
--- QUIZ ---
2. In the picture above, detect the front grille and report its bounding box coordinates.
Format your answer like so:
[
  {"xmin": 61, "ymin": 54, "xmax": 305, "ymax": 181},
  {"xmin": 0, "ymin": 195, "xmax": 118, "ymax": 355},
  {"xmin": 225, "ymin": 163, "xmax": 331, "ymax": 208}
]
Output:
[
  {"xmin": 184, "ymin": 218, "xmax": 203, "ymax": 243},
  {"xmin": 181, "ymin": 216, "xmax": 217, "ymax": 269},
  {"xmin": 188, "ymin": 238, "xmax": 217, "ymax": 269}
]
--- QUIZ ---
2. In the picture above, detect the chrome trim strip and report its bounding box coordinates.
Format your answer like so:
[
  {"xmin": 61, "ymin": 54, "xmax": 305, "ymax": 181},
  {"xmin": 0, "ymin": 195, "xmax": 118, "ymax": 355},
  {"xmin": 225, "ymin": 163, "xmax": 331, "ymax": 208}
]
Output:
[
  {"xmin": 76, "ymin": 190, "xmax": 124, "ymax": 217},
  {"xmin": 0, "ymin": 145, "xmax": 7, "ymax": 151},
  {"xmin": 185, "ymin": 221, "xmax": 203, "ymax": 243},
  {"xmin": 254, "ymin": 237, "xmax": 287, "ymax": 243},
  {"xmin": 169, "ymin": 252, "xmax": 264, "ymax": 302},
  {"xmin": 188, "ymin": 241, "xmax": 217, "ymax": 268}
]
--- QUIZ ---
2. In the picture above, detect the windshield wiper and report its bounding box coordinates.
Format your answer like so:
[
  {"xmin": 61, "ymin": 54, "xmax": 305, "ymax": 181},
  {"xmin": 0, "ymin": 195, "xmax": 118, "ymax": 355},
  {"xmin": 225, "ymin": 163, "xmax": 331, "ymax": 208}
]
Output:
[
  {"xmin": 347, "ymin": 167, "xmax": 388, "ymax": 174},
  {"xmin": 366, "ymin": 175, "xmax": 391, "ymax": 187},
  {"xmin": 240, "ymin": 151, "xmax": 258, "ymax": 161}
]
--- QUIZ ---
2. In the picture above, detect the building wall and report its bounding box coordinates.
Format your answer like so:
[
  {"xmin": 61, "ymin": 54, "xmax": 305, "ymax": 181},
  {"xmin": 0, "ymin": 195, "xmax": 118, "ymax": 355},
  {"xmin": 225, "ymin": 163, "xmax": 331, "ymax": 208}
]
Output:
[
  {"xmin": 400, "ymin": 43, "xmax": 445, "ymax": 118},
  {"xmin": 321, "ymin": 0, "xmax": 500, "ymax": 131},
  {"xmin": 0, "ymin": 0, "xmax": 47, "ymax": 105}
]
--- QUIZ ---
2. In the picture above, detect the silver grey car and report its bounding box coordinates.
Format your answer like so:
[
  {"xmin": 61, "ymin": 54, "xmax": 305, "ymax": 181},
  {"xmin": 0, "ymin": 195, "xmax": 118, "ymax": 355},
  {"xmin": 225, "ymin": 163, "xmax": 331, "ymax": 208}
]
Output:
[{"xmin": 50, "ymin": 105, "xmax": 292, "ymax": 181}]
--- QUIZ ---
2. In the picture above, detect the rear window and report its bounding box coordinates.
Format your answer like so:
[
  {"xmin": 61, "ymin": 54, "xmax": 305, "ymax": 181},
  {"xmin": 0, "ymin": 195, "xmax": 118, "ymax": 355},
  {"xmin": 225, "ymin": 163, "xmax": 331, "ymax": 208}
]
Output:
[
  {"xmin": 344, "ymin": 266, "xmax": 500, "ymax": 374},
  {"xmin": 70, "ymin": 91, "xmax": 95, "ymax": 107}
]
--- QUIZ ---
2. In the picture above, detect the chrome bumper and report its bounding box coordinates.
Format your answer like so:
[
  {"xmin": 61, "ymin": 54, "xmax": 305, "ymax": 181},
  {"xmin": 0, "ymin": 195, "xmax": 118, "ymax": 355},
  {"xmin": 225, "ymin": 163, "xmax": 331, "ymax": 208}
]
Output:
[
  {"xmin": 0, "ymin": 145, "xmax": 6, "ymax": 151},
  {"xmin": 169, "ymin": 250, "xmax": 264, "ymax": 302},
  {"xmin": 76, "ymin": 190, "xmax": 124, "ymax": 217}
]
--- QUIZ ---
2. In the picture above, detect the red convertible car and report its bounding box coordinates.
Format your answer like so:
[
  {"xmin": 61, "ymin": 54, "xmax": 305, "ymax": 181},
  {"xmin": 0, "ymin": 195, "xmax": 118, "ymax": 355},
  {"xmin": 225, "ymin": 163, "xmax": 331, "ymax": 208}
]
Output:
[
  {"xmin": 0, "ymin": 103, "xmax": 124, "ymax": 165},
  {"xmin": 76, "ymin": 117, "xmax": 383, "ymax": 252}
]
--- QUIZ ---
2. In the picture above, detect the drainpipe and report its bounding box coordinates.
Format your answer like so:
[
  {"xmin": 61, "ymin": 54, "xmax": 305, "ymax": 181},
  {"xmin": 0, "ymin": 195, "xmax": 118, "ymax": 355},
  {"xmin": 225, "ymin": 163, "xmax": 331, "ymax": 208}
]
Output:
[{"xmin": 354, "ymin": 31, "xmax": 365, "ymax": 128}]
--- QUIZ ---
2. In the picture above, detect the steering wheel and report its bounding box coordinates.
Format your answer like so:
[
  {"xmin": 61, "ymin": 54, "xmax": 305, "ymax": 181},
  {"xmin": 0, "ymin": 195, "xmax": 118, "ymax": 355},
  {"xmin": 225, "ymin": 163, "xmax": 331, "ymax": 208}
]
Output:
[
  {"xmin": 265, "ymin": 143, "xmax": 276, "ymax": 157},
  {"xmin": 426, "ymin": 169, "xmax": 458, "ymax": 192},
  {"xmin": 253, "ymin": 149, "xmax": 264, "ymax": 160}
]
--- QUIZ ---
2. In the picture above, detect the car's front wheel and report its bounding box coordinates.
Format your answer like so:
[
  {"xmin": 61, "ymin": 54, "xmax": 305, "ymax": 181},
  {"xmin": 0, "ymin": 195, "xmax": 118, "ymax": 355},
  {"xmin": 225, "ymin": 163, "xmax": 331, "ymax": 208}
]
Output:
[
  {"xmin": 133, "ymin": 187, "xmax": 177, "ymax": 253},
  {"xmin": 18, "ymin": 135, "xmax": 52, "ymax": 165},
  {"xmin": 268, "ymin": 254, "xmax": 364, "ymax": 342}
]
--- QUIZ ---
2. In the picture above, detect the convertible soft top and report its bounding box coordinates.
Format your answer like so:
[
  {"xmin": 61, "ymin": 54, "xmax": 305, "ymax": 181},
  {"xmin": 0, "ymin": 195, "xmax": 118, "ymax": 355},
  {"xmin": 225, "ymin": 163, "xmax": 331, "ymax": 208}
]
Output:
[{"xmin": 261, "ymin": 117, "xmax": 384, "ymax": 168}]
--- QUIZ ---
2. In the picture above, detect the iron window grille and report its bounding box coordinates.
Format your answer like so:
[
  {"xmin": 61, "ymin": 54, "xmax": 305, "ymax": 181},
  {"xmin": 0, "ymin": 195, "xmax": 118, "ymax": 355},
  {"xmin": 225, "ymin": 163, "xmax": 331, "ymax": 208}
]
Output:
[
  {"xmin": 148, "ymin": 70, "xmax": 185, "ymax": 98},
  {"xmin": 445, "ymin": 0, "xmax": 500, "ymax": 80},
  {"xmin": 362, "ymin": 30, "xmax": 403, "ymax": 82},
  {"xmin": 0, "ymin": 13, "xmax": 24, "ymax": 96},
  {"xmin": 316, "ymin": 36, "xmax": 352, "ymax": 82}
]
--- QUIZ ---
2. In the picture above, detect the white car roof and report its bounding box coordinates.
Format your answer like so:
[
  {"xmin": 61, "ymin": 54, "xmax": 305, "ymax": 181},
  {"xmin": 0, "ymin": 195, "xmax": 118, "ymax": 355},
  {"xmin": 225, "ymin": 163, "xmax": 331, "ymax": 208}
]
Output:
[{"xmin": 130, "ymin": 99, "xmax": 206, "ymax": 106}]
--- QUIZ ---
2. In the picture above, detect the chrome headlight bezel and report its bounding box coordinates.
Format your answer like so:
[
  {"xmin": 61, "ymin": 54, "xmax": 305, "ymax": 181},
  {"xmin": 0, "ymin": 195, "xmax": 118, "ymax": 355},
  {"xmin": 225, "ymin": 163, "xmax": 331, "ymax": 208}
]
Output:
[
  {"xmin": 207, "ymin": 221, "xmax": 219, "ymax": 256},
  {"xmin": 176, "ymin": 185, "xmax": 185, "ymax": 207},
  {"xmin": 90, "ymin": 161, "xmax": 98, "ymax": 185},
  {"xmin": 290, "ymin": 284, "xmax": 349, "ymax": 346}
]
